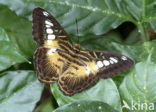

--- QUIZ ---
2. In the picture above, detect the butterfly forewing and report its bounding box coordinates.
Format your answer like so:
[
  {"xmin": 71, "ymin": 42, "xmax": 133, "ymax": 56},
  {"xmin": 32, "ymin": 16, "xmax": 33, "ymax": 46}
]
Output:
[
  {"xmin": 58, "ymin": 51, "xmax": 100, "ymax": 96},
  {"xmin": 32, "ymin": 7, "xmax": 72, "ymax": 46},
  {"xmin": 32, "ymin": 7, "xmax": 134, "ymax": 96},
  {"xmin": 33, "ymin": 7, "xmax": 72, "ymax": 84},
  {"xmin": 58, "ymin": 63, "xmax": 98, "ymax": 96}
]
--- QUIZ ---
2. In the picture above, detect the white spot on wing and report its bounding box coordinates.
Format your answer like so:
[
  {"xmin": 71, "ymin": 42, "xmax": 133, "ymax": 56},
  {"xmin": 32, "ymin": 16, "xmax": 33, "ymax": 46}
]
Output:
[
  {"xmin": 46, "ymin": 25, "xmax": 51, "ymax": 28},
  {"xmin": 48, "ymin": 48, "xmax": 56, "ymax": 55},
  {"xmin": 103, "ymin": 60, "xmax": 110, "ymax": 66},
  {"xmin": 48, "ymin": 34, "xmax": 55, "ymax": 40},
  {"xmin": 121, "ymin": 56, "xmax": 127, "ymax": 60},
  {"xmin": 43, "ymin": 11, "xmax": 49, "ymax": 16},
  {"xmin": 85, "ymin": 66, "xmax": 91, "ymax": 75},
  {"xmin": 46, "ymin": 28, "xmax": 53, "ymax": 34},
  {"xmin": 97, "ymin": 61, "xmax": 103, "ymax": 68},
  {"xmin": 110, "ymin": 57, "xmax": 118, "ymax": 63},
  {"xmin": 45, "ymin": 20, "xmax": 53, "ymax": 26}
]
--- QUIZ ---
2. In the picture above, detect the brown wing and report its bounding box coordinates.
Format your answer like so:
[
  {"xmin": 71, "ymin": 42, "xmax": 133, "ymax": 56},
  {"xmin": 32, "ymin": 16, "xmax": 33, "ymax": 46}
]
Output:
[
  {"xmin": 58, "ymin": 62, "xmax": 99, "ymax": 96},
  {"xmin": 34, "ymin": 48, "xmax": 68, "ymax": 83},
  {"xmin": 58, "ymin": 51, "xmax": 100, "ymax": 96},
  {"xmin": 58, "ymin": 50, "xmax": 134, "ymax": 96},
  {"xmin": 88, "ymin": 50, "xmax": 134, "ymax": 78},
  {"xmin": 32, "ymin": 7, "xmax": 72, "ymax": 46},
  {"xmin": 33, "ymin": 7, "xmax": 73, "ymax": 83}
]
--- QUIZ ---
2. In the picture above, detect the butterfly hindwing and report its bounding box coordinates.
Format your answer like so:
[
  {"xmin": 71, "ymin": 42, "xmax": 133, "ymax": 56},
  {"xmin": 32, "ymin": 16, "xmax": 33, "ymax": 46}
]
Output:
[
  {"xmin": 88, "ymin": 50, "xmax": 134, "ymax": 78},
  {"xmin": 58, "ymin": 60, "xmax": 99, "ymax": 96},
  {"xmin": 34, "ymin": 48, "xmax": 58, "ymax": 83}
]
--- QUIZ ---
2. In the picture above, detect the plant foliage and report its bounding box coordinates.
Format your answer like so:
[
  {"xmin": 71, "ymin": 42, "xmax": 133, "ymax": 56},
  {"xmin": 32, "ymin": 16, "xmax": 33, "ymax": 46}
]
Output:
[{"xmin": 0, "ymin": 0, "xmax": 156, "ymax": 112}]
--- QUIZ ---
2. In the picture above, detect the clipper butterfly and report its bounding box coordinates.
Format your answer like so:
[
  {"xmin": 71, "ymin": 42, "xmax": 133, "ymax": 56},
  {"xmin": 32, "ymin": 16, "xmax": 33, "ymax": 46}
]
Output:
[{"xmin": 32, "ymin": 7, "xmax": 134, "ymax": 96}]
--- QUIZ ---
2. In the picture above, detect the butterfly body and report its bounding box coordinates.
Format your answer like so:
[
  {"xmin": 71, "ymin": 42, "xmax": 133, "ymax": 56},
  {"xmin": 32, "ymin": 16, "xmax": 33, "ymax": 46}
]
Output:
[{"xmin": 33, "ymin": 7, "xmax": 134, "ymax": 96}]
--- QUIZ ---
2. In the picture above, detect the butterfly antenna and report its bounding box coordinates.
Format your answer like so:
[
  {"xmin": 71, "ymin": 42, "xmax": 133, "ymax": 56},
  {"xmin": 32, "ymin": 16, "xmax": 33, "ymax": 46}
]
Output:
[{"xmin": 75, "ymin": 19, "xmax": 79, "ymax": 44}]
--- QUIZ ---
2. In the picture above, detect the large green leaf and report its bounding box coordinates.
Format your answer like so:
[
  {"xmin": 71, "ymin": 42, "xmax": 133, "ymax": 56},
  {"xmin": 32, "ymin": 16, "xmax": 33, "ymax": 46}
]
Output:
[
  {"xmin": 0, "ymin": 0, "xmax": 156, "ymax": 37},
  {"xmin": 0, "ymin": 0, "xmax": 127, "ymax": 35},
  {"xmin": 0, "ymin": 70, "xmax": 44, "ymax": 112},
  {"xmin": 119, "ymin": 52, "xmax": 156, "ymax": 111},
  {"xmin": 51, "ymin": 79, "xmax": 122, "ymax": 112},
  {"xmin": 0, "ymin": 27, "xmax": 27, "ymax": 71},
  {"xmin": 53, "ymin": 100, "xmax": 119, "ymax": 112},
  {"xmin": 109, "ymin": 40, "xmax": 156, "ymax": 63},
  {"xmin": 0, "ymin": 5, "xmax": 37, "ymax": 59}
]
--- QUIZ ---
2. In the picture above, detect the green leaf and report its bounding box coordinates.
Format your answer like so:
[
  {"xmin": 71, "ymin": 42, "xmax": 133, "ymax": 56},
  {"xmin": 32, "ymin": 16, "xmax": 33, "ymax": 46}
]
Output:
[
  {"xmin": 119, "ymin": 53, "xmax": 156, "ymax": 111},
  {"xmin": 51, "ymin": 79, "xmax": 122, "ymax": 112},
  {"xmin": 0, "ymin": 0, "xmax": 127, "ymax": 35},
  {"xmin": 0, "ymin": 70, "xmax": 44, "ymax": 112},
  {"xmin": 1, "ymin": 0, "xmax": 156, "ymax": 39},
  {"xmin": 0, "ymin": 27, "xmax": 27, "ymax": 71},
  {"xmin": 53, "ymin": 100, "xmax": 119, "ymax": 112},
  {"xmin": 35, "ymin": 99, "xmax": 55, "ymax": 112},
  {"xmin": 80, "ymin": 35, "xmax": 122, "ymax": 51},
  {"xmin": 124, "ymin": 28, "xmax": 140, "ymax": 44},
  {"xmin": 0, "ymin": 5, "xmax": 37, "ymax": 59},
  {"xmin": 109, "ymin": 40, "xmax": 156, "ymax": 62}
]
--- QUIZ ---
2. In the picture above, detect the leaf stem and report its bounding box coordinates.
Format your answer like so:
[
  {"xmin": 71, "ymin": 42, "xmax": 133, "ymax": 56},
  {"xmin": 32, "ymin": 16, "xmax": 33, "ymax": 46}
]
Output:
[{"xmin": 138, "ymin": 23, "xmax": 147, "ymax": 41}]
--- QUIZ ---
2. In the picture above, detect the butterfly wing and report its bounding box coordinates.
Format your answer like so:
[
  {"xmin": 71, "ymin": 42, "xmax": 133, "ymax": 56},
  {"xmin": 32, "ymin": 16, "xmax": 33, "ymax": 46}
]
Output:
[
  {"xmin": 33, "ymin": 7, "xmax": 73, "ymax": 83},
  {"xmin": 88, "ymin": 50, "xmax": 134, "ymax": 78},
  {"xmin": 58, "ymin": 50, "xmax": 134, "ymax": 96},
  {"xmin": 32, "ymin": 7, "xmax": 72, "ymax": 46},
  {"xmin": 58, "ymin": 55, "xmax": 99, "ymax": 96},
  {"xmin": 34, "ymin": 48, "xmax": 58, "ymax": 83}
]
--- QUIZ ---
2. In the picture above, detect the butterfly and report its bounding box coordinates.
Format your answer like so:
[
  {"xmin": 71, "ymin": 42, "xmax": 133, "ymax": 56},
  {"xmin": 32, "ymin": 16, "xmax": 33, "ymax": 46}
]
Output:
[{"xmin": 32, "ymin": 7, "xmax": 134, "ymax": 96}]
